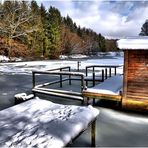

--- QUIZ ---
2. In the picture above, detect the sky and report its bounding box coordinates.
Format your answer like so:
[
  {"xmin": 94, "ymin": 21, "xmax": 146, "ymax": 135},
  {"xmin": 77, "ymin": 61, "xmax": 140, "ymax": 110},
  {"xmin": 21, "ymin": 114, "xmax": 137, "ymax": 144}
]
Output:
[{"xmin": 36, "ymin": 0, "xmax": 148, "ymax": 39}]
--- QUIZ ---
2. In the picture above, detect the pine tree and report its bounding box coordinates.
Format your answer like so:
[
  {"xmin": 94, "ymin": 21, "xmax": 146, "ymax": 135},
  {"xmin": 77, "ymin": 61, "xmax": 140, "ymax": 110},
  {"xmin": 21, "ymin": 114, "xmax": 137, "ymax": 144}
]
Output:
[
  {"xmin": 26, "ymin": 0, "xmax": 43, "ymax": 57},
  {"xmin": 98, "ymin": 34, "xmax": 106, "ymax": 52},
  {"xmin": 30, "ymin": 0, "xmax": 39, "ymax": 15},
  {"xmin": 39, "ymin": 3, "xmax": 47, "ymax": 57},
  {"xmin": 40, "ymin": 3, "xmax": 47, "ymax": 25},
  {"xmin": 77, "ymin": 26, "xmax": 82, "ymax": 37},
  {"xmin": 139, "ymin": 20, "xmax": 148, "ymax": 36},
  {"xmin": 64, "ymin": 15, "xmax": 77, "ymax": 33},
  {"xmin": 46, "ymin": 6, "xmax": 62, "ymax": 59}
]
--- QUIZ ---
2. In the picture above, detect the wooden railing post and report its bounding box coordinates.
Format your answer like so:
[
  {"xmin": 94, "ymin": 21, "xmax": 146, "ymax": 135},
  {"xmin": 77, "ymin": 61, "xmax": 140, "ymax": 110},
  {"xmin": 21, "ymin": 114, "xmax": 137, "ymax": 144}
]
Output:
[
  {"xmin": 81, "ymin": 74, "xmax": 85, "ymax": 92},
  {"xmin": 109, "ymin": 68, "xmax": 111, "ymax": 77},
  {"xmin": 85, "ymin": 67, "xmax": 88, "ymax": 86},
  {"xmin": 93, "ymin": 72, "xmax": 95, "ymax": 87},
  {"xmin": 60, "ymin": 69, "xmax": 62, "ymax": 88},
  {"xmin": 86, "ymin": 67, "xmax": 88, "ymax": 77},
  {"xmin": 105, "ymin": 68, "xmax": 107, "ymax": 79},
  {"xmin": 102, "ymin": 69, "xmax": 104, "ymax": 82},
  {"xmin": 77, "ymin": 61, "xmax": 81, "ymax": 71},
  {"xmin": 93, "ymin": 66, "xmax": 95, "ymax": 86},
  {"xmin": 69, "ymin": 67, "xmax": 71, "ymax": 85},
  {"xmin": 32, "ymin": 71, "xmax": 35, "ymax": 88},
  {"xmin": 115, "ymin": 67, "xmax": 117, "ymax": 75}
]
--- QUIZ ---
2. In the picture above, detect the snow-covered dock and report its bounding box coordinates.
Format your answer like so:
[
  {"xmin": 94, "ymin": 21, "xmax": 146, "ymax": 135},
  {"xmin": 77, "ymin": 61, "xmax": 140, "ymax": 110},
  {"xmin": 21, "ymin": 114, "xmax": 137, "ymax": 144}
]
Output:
[{"xmin": 0, "ymin": 98, "xmax": 99, "ymax": 147}]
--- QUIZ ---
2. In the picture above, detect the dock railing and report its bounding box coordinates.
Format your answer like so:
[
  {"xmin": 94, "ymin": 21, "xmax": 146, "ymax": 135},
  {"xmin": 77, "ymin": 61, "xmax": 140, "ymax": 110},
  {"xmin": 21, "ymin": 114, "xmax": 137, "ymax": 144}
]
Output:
[
  {"xmin": 85, "ymin": 65, "xmax": 123, "ymax": 86},
  {"xmin": 32, "ymin": 70, "xmax": 86, "ymax": 102}
]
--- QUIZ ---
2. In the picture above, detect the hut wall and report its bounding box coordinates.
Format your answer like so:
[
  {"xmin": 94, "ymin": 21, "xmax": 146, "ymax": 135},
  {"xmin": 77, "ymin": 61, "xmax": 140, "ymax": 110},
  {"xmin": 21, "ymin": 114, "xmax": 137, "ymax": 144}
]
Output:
[{"xmin": 122, "ymin": 50, "xmax": 148, "ymax": 111}]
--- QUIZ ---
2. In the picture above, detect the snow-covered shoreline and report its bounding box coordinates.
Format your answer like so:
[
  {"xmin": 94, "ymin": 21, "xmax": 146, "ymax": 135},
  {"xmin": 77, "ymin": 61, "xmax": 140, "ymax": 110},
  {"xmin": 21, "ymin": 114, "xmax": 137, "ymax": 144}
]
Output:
[{"xmin": 0, "ymin": 54, "xmax": 123, "ymax": 75}]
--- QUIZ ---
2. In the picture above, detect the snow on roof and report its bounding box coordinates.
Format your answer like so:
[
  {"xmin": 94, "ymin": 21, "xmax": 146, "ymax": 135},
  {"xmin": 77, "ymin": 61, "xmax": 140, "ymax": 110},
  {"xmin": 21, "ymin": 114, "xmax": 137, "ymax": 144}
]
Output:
[{"xmin": 117, "ymin": 36, "xmax": 148, "ymax": 50}]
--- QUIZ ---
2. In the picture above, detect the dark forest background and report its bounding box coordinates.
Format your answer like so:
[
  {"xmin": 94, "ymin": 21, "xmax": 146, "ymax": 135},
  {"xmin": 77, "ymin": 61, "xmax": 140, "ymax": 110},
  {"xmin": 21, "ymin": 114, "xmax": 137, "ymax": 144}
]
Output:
[{"xmin": 2, "ymin": 1, "xmax": 146, "ymax": 60}]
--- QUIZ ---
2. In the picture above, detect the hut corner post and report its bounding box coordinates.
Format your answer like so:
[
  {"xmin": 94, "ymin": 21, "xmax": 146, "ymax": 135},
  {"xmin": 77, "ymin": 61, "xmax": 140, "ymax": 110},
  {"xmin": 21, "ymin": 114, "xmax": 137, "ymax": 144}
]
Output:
[{"xmin": 121, "ymin": 50, "xmax": 128, "ymax": 109}]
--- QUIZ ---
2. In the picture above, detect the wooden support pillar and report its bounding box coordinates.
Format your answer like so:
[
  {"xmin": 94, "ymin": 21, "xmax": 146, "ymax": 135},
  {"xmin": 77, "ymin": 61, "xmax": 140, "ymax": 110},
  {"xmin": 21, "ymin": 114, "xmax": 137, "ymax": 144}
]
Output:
[
  {"xmin": 109, "ymin": 68, "xmax": 111, "ymax": 77},
  {"xmin": 60, "ymin": 69, "xmax": 62, "ymax": 88},
  {"xmin": 105, "ymin": 68, "xmax": 107, "ymax": 79},
  {"xmin": 102, "ymin": 69, "xmax": 104, "ymax": 82},
  {"xmin": 93, "ymin": 72, "xmax": 95, "ymax": 86},
  {"xmin": 32, "ymin": 72, "xmax": 35, "ymax": 88},
  {"xmin": 91, "ymin": 120, "xmax": 96, "ymax": 147},
  {"xmin": 115, "ymin": 67, "xmax": 117, "ymax": 75},
  {"xmin": 69, "ymin": 67, "xmax": 71, "ymax": 85}
]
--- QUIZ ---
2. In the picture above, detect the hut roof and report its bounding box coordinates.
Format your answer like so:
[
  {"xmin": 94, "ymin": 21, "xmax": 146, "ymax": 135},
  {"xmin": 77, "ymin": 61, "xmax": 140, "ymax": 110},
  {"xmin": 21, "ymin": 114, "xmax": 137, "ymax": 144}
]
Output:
[{"xmin": 117, "ymin": 36, "xmax": 148, "ymax": 50}]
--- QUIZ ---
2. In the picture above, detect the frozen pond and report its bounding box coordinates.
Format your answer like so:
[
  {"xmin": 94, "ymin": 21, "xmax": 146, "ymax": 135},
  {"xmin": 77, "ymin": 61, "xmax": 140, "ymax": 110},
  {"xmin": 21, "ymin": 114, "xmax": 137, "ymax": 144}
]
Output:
[{"xmin": 0, "ymin": 55, "xmax": 123, "ymax": 75}]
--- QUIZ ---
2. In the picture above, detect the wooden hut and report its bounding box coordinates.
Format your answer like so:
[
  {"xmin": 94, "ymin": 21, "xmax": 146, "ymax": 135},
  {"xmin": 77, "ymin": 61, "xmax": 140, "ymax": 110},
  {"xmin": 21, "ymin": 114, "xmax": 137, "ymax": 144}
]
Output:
[{"xmin": 117, "ymin": 37, "xmax": 148, "ymax": 111}]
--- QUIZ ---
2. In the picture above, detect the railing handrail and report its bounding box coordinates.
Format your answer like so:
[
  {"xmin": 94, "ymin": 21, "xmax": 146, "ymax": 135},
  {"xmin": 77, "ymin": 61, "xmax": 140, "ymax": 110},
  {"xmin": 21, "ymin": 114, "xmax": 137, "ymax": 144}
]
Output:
[
  {"xmin": 47, "ymin": 66, "xmax": 71, "ymax": 71},
  {"xmin": 86, "ymin": 64, "xmax": 123, "ymax": 69},
  {"xmin": 32, "ymin": 70, "xmax": 85, "ymax": 76},
  {"xmin": 32, "ymin": 71, "xmax": 86, "ymax": 91}
]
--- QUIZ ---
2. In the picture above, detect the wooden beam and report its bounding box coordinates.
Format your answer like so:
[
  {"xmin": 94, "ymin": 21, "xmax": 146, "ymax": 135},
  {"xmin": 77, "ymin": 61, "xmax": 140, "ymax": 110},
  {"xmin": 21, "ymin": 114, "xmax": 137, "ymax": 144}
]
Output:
[
  {"xmin": 122, "ymin": 50, "xmax": 128, "ymax": 100},
  {"xmin": 32, "ymin": 88, "xmax": 84, "ymax": 101},
  {"xmin": 91, "ymin": 120, "xmax": 96, "ymax": 147},
  {"xmin": 82, "ymin": 91, "xmax": 122, "ymax": 101},
  {"xmin": 35, "ymin": 78, "xmax": 69, "ymax": 88},
  {"xmin": 34, "ymin": 87, "xmax": 82, "ymax": 96}
]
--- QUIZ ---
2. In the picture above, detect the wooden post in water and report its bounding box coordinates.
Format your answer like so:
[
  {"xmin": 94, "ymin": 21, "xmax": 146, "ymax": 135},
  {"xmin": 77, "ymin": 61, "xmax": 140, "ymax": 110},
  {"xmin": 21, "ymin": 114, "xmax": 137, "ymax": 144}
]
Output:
[
  {"xmin": 77, "ymin": 61, "xmax": 81, "ymax": 71},
  {"xmin": 117, "ymin": 37, "xmax": 148, "ymax": 111}
]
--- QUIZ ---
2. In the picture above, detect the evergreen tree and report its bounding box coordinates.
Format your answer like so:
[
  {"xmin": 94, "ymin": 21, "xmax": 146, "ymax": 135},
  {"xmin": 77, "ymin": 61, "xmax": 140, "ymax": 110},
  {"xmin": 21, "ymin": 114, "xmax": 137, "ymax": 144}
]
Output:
[
  {"xmin": 77, "ymin": 26, "xmax": 82, "ymax": 37},
  {"xmin": 27, "ymin": 0, "xmax": 42, "ymax": 56},
  {"xmin": 139, "ymin": 20, "xmax": 148, "ymax": 36},
  {"xmin": 98, "ymin": 33, "xmax": 106, "ymax": 52},
  {"xmin": 30, "ymin": 0, "xmax": 39, "ymax": 15},
  {"xmin": 39, "ymin": 3, "xmax": 47, "ymax": 57},
  {"xmin": 40, "ymin": 3, "xmax": 47, "ymax": 25},
  {"xmin": 64, "ymin": 15, "xmax": 77, "ymax": 33},
  {"xmin": 46, "ymin": 6, "xmax": 62, "ymax": 59}
]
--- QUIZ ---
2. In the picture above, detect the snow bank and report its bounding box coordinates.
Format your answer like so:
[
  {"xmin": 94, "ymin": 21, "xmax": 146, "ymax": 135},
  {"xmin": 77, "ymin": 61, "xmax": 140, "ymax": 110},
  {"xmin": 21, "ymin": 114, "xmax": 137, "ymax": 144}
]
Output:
[
  {"xmin": 0, "ymin": 53, "xmax": 123, "ymax": 75},
  {"xmin": 59, "ymin": 54, "xmax": 88, "ymax": 59},
  {"xmin": 97, "ymin": 52, "xmax": 123, "ymax": 57},
  {"xmin": 59, "ymin": 52, "xmax": 123, "ymax": 60},
  {"xmin": 0, "ymin": 55, "xmax": 9, "ymax": 62}
]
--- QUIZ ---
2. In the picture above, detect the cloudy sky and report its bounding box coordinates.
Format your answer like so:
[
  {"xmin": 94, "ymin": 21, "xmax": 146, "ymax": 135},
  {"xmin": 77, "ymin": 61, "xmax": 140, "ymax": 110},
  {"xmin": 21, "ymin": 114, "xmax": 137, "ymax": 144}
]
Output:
[{"xmin": 37, "ymin": 0, "xmax": 148, "ymax": 39}]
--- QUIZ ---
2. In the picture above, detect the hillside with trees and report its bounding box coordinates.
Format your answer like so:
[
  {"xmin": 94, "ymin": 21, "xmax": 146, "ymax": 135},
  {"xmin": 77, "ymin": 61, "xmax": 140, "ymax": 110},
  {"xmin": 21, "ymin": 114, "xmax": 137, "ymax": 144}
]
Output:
[{"xmin": 0, "ymin": 0, "xmax": 118, "ymax": 60}]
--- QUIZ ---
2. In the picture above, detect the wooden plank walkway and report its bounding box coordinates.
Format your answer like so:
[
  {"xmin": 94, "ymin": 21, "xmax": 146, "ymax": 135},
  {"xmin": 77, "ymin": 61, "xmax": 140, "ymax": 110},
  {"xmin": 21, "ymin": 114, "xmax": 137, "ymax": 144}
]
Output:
[{"xmin": 83, "ymin": 75, "xmax": 123, "ymax": 103}]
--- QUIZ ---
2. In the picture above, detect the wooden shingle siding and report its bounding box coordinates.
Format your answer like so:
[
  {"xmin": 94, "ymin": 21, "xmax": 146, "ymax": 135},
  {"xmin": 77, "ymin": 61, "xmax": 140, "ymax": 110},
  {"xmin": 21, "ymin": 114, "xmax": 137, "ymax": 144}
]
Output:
[
  {"xmin": 126, "ymin": 50, "xmax": 148, "ymax": 98},
  {"xmin": 122, "ymin": 50, "xmax": 148, "ymax": 111}
]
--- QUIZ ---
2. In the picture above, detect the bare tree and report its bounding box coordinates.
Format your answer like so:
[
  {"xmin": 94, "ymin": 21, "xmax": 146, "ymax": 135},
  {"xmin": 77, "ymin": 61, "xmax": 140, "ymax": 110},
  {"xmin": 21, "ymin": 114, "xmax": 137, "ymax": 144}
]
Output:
[{"xmin": 0, "ymin": 1, "xmax": 37, "ymax": 59}]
